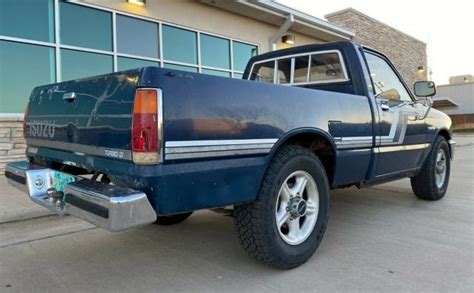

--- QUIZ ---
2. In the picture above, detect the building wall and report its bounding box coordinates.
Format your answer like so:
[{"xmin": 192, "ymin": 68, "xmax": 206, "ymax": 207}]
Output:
[
  {"xmin": 0, "ymin": 117, "xmax": 26, "ymax": 175},
  {"xmin": 326, "ymin": 8, "xmax": 427, "ymax": 88},
  {"xmin": 434, "ymin": 82, "xmax": 474, "ymax": 129},
  {"xmin": 435, "ymin": 82, "xmax": 474, "ymax": 115},
  {"xmin": 84, "ymin": 0, "xmax": 325, "ymax": 53}
]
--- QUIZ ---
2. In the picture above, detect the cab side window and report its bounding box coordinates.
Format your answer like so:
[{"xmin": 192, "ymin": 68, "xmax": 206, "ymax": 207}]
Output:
[{"xmin": 365, "ymin": 52, "xmax": 412, "ymax": 101}]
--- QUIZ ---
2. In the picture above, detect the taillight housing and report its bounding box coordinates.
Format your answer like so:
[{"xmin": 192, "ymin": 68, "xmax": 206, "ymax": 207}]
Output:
[
  {"xmin": 23, "ymin": 102, "xmax": 29, "ymax": 139},
  {"xmin": 131, "ymin": 89, "xmax": 162, "ymax": 164}
]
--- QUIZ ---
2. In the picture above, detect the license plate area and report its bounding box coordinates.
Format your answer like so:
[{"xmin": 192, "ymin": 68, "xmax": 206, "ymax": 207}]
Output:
[
  {"xmin": 50, "ymin": 170, "xmax": 77, "ymax": 193},
  {"xmin": 24, "ymin": 168, "xmax": 79, "ymax": 214}
]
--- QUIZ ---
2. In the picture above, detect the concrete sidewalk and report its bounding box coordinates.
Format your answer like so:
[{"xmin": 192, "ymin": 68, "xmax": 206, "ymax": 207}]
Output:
[{"xmin": 1, "ymin": 136, "xmax": 473, "ymax": 292}]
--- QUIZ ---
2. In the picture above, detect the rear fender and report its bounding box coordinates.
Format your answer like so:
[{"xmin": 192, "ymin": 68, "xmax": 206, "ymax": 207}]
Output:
[{"xmin": 256, "ymin": 128, "xmax": 338, "ymax": 193}]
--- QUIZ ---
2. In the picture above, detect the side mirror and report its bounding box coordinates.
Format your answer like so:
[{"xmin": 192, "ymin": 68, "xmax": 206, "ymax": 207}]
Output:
[{"xmin": 414, "ymin": 81, "xmax": 436, "ymax": 97}]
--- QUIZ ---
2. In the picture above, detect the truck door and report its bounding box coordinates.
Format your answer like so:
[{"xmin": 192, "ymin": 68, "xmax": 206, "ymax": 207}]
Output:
[{"xmin": 364, "ymin": 51, "xmax": 428, "ymax": 178}]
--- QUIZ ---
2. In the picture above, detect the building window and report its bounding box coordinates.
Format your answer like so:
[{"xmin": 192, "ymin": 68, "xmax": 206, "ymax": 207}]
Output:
[
  {"xmin": 162, "ymin": 25, "xmax": 197, "ymax": 65},
  {"xmin": 0, "ymin": 0, "xmax": 55, "ymax": 43},
  {"xmin": 61, "ymin": 49, "xmax": 113, "ymax": 81},
  {"xmin": 200, "ymin": 34, "xmax": 230, "ymax": 70},
  {"xmin": 118, "ymin": 57, "xmax": 159, "ymax": 72},
  {"xmin": 0, "ymin": 41, "xmax": 55, "ymax": 113},
  {"xmin": 0, "ymin": 0, "xmax": 258, "ymax": 113},
  {"xmin": 59, "ymin": 1, "xmax": 112, "ymax": 51},
  {"xmin": 163, "ymin": 63, "xmax": 198, "ymax": 73},
  {"xmin": 117, "ymin": 15, "xmax": 159, "ymax": 59},
  {"xmin": 202, "ymin": 69, "xmax": 231, "ymax": 78},
  {"xmin": 233, "ymin": 41, "xmax": 258, "ymax": 72}
]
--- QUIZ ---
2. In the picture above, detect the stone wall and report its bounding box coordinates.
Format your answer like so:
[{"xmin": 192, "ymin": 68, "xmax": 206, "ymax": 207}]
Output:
[
  {"xmin": 0, "ymin": 117, "xmax": 26, "ymax": 176},
  {"xmin": 326, "ymin": 8, "xmax": 427, "ymax": 88}
]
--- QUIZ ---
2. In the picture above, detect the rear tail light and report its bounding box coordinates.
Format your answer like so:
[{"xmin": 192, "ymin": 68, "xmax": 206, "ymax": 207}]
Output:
[
  {"xmin": 131, "ymin": 89, "xmax": 162, "ymax": 164},
  {"xmin": 23, "ymin": 102, "xmax": 29, "ymax": 139}
]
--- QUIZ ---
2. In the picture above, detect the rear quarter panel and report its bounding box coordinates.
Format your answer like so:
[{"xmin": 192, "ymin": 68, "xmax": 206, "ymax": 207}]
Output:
[{"xmin": 134, "ymin": 68, "xmax": 373, "ymax": 213}]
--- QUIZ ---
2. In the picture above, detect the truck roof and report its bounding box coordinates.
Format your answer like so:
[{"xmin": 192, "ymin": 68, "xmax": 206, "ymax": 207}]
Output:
[{"xmin": 248, "ymin": 41, "xmax": 359, "ymax": 64}]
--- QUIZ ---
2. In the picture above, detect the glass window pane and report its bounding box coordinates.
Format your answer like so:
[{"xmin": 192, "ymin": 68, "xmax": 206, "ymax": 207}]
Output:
[
  {"xmin": 164, "ymin": 63, "xmax": 198, "ymax": 73},
  {"xmin": 233, "ymin": 41, "xmax": 257, "ymax": 71},
  {"xmin": 162, "ymin": 25, "xmax": 197, "ymax": 64},
  {"xmin": 233, "ymin": 73, "xmax": 243, "ymax": 79},
  {"xmin": 60, "ymin": 2, "xmax": 112, "ymax": 51},
  {"xmin": 118, "ymin": 57, "xmax": 159, "ymax": 71},
  {"xmin": 61, "ymin": 49, "xmax": 112, "ymax": 81},
  {"xmin": 294, "ymin": 56, "xmax": 309, "ymax": 83},
  {"xmin": 277, "ymin": 58, "xmax": 291, "ymax": 84},
  {"xmin": 200, "ymin": 34, "xmax": 230, "ymax": 69},
  {"xmin": 0, "ymin": 41, "xmax": 55, "ymax": 113},
  {"xmin": 117, "ymin": 15, "xmax": 159, "ymax": 58},
  {"xmin": 0, "ymin": 0, "xmax": 54, "ymax": 42},
  {"xmin": 365, "ymin": 52, "xmax": 412, "ymax": 101},
  {"xmin": 250, "ymin": 61, "xmax": 274, "ymax": 83},
  {"xmin": 202, "ymin": 69, "xmax": 230, "ymax": 78},
  {"xmin": 309, "ymin": 53, "xmax": 345, "ymax": 82}
]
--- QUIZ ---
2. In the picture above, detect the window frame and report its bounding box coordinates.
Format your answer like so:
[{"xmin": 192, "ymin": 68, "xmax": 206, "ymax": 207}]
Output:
[
  {"xmin": 248, "ymin": 49, "xmax": 349, "ymax": 86},
  {"xmin": 363, "ymin": 49, "xmax": 415, "ymax": 102}
]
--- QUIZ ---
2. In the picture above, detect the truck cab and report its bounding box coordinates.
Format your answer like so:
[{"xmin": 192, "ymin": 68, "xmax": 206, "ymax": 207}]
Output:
[{"xmin": 244, "ymin": 41, "xmax": 454, "ymax": 185}]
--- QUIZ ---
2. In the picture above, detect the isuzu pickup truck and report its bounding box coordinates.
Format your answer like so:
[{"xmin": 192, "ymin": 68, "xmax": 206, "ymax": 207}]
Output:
[{"xmin": 5, "ymin": 41, "xmax": 454, "ymax": 269}]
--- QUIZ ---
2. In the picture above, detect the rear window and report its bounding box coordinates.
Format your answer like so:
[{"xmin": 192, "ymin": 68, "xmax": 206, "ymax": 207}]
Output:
[
  {"xmin": 293, "ymin": 55, "xmax": 310, "ymax": 83},
  {"xmin": 309, "ymin": 53, "xmax": 345, "ymax": 82},
  {"xmin": 249, "ymin": 50, "xmax": 348, "ymax": 86},
  {"xmin": 277, "ymin": 58, "xmax": 291, "ymax": 84},
  {"xmin": 250, "ymin": 61, "xmax": 274, "ymax": 83}
]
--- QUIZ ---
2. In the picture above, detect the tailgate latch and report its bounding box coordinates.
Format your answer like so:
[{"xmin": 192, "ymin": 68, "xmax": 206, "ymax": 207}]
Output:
[{"xmin": 62, "ymin": 92, "xmax": 76, "ymax": 102}]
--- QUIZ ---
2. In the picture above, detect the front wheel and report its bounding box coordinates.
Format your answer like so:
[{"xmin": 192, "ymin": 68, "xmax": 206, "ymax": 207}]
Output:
[
  {"xmin": 411, "ymin": 136, "xmax": 451, "ymax": 200},
  {"xmin": 233, "ymin": 145, "xmax": 330, "ymax": 269}
]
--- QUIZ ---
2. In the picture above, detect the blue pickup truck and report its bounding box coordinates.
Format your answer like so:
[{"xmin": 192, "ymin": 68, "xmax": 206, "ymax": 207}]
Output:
[{"xmin": 5, "ymin": 41, "xmax": 454, "ymax": 269}]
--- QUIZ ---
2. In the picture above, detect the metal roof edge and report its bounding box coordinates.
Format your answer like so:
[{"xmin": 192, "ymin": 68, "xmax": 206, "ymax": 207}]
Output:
[{"xmin": 247, "ymin": 0, "xmax": 355, "ymax": 39}]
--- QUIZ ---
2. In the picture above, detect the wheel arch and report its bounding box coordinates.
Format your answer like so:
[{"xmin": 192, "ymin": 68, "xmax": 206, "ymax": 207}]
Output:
[
  {"xmin": 260, "ymin": 128, "xmax": 338, "ymax": 188},
  {"xmin": 435, "ymin": 128, "xmax": 453, "ymax": 158}
]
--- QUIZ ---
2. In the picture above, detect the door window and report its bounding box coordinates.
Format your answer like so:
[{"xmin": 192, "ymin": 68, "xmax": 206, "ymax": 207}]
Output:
[{"xmin": 365, "ymin": 52, "xmax": 412, "ymax": 101}]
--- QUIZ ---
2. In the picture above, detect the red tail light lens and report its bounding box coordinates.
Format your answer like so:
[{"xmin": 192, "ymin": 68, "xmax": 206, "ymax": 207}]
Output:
[{"xmin": 131, "ymin": 89, "xmax": 161, "ymax": 164}]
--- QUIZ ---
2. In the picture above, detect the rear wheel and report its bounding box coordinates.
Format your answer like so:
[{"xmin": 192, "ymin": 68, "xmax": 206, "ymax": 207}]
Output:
[
  {"xmin": 411, "ymin": 136, "xmax": 451, "ymax": 200},
  {"xmin": 154, "ymin": 212, "xmax": 193, "ymax": 225},
  {"xmin": 233, "ymin": 145, "xmax": 330, "ymax": 269}
]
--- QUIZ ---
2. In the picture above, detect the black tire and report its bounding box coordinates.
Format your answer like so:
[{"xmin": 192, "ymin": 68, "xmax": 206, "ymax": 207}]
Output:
[
  {"xmin": 154, "ymin": 212, "xmax": 193, "ymax": 225},
  {"xmin": 233, "ymin": 145, "xmax": 330, "ymax": 269},
  {"xmin": 410, "ymin": 136, "xmax": 451, "ymax": 200}
]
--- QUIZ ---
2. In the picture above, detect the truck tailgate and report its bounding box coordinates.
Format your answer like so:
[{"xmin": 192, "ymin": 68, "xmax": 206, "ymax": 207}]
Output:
[{"xmin": 26, "ymin": 70, "xmax": 141, "ymax": 160}]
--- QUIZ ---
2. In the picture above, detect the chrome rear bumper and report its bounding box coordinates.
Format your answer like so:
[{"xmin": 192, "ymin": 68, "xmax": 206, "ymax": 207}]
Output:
[{"xmin": 5, "ymin": 161, "xmax": 157, "ymax": 231}]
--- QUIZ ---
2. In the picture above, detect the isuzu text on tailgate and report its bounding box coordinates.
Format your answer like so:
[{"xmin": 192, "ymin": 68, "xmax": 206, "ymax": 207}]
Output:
[{"xmin": 5, "ymin": 42, "xmax": 455, "ymax": 269}]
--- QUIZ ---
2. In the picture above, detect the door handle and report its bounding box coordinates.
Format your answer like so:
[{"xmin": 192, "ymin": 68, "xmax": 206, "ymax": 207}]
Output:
[
  {"xmin": 380, "ymin": 104, "xmax": 390, "ymax": 111},
  {"xmin": 63, "ymin": 92, "xmax": 76, "ymax": 102}
]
